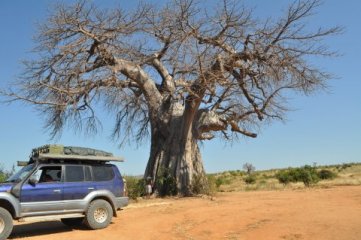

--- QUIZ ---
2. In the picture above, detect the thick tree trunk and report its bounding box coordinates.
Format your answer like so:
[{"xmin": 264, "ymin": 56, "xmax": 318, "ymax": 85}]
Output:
[{"xmin": 144, "ymin": 104, "xmax": 207, "ymax": 196}]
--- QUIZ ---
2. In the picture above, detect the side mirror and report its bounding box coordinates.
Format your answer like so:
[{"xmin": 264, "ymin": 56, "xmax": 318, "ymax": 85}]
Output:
[{"xmin": 28, "ymin": 177, "xmax": 38, "ymax": 186}]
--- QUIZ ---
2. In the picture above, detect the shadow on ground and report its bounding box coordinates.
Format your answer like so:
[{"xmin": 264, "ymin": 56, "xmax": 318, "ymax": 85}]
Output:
[{"xmin": 10, "ymin": 221, "xmax": 75, "ymax": 239}]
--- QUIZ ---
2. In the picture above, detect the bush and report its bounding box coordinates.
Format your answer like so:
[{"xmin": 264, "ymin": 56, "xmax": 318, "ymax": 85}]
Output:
[
  {"xmin": 215, "ymin": 175, "xmax": 231, "ymax": 188},
  {"xmin": 275, "ymin": 165, "xmax": 319, "ymax": 187},
  {"xmin": 275, "ymin": 170, "xmax": 293, "ymax": 185},
  {"xmin": 0, "ymin": 172, "xmax": 6, "ymax": 183},
  {"xmin": 215, "ymin": 178, "xmax": 223, "ymax": 188},
  {"xmin": 318, "ymin": 169, "xmax": 337, "ymax": 180},
  {"xmin": 124, "ymin": 176, "xmax": 145, "ymax": 200},
  {"xmin": 192, "ymin": 174, "xmax": 210, "ymax": 195},
  {"xmin": 229, "ymin": 170, "xmax": 241, "ymax": 177},
  {"xmin": 298, "ymin": 166, "xmax": 319, "ymax": 187},
  {"xmin": 155, "ymin": 168, "xmax": 178, "ymax": 196},
  {"xmin": 206, "ymin": 175, "xmax": 218, "ymax": 195},
  {"xmin": 341, "ymin": 163, "xmax": 352, "ymax": 170},
  {"xmin": 244, "ymin": 175, "xmax": 256, "ymax": 184},
  {"xmin": 0, "ymin": 164, "xmax": 15, "ymax": 183}
]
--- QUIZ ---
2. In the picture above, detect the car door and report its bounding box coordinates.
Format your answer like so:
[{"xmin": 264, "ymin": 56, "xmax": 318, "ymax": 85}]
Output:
[
  {"xmin": 62, "ymin": 165, "xmax": 95, "ymax": 211},
  {"xmin": 20, "ymin": 165, "xmax": 64, "ymax": 215}
]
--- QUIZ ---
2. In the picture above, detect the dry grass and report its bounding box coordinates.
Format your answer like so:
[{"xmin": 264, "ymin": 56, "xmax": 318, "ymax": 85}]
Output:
[{"xmin": 211, "ymin": 163, "xmax": 361, "ymax": 192}]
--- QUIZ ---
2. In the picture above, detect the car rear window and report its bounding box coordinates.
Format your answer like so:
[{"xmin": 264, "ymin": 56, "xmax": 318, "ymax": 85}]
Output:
[{"xmin": 92, "ymin": 165, "xmax": 114, "ymax": 181}]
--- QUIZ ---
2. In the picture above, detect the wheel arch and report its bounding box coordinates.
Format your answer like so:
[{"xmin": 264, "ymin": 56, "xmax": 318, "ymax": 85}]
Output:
[
  {"xmin": 0, "ymin": 199, "xmax": 16, "ymax": 219},
  {"xmin": 89, "ymin": 196, "xmax": 117, "ymax": 217}
]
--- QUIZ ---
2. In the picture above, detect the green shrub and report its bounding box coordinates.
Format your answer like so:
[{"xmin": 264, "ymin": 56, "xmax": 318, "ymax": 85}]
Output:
[
  {"xmin": 259, "ymin": 179, "xmax": 267, "ymax": 185},
  {"xmin": 215, "ymin": 178, "xmax": 223, "ymax": 188},
  {"xmin": 215, "ymin": 175, "xmax": 232, "ymax": 188},
  {"xmin": 192, "ymin": 174, "xmax": 211, "ymax": 195},
  {"xmin": 298, "ymin": 166, "xmax": 319, "ymax": 187},
  {"xmin": 275, "ymin": 165, "xmax": 319, "ymax": 187},
  {"xmin": 318, "ymin": 169, "xmax": 337, "ymax": 180},
  {"xmin": 244, "ymin": 175, "xmax": 256, "ymax": 184},
  {"xmin": 228, "ymin": 170, "xmax": 243, "ymax": 177},
  {"xmin": 124, "ymin": 176, "xmax": 145, "ymax": 200},
  {"xmin": 275, "ymin": 170, "xmax": 292, "ymax": 185},
  {"xmin": 191, "ymin": 174, "xmax": 218, "ymax": 195},
  {"xmin": 341, "ymin": 163, "xmax": 352, "ymax": 170},
  {"xmin": 206, "ymin": 175, "xmax": 218, "ymax": 195},
  {"xmin": 0, "ymin": 172, "xmax": 6, "ymax": 183},
  {"xmin": 0, "ymin": 166, "xmax": 11, "ymax": 183},
  {"xmin": 155, "ymin": 168, "xmax": 178, "ymax": 196}
]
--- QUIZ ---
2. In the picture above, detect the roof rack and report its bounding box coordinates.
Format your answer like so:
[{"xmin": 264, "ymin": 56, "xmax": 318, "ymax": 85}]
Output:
[
  {"xmin": 27, "ymin": 144, "xmax": 124, "ymax": 164},
  {"xmin": 34, "ymin": 153, "xmax": 124, "ymax": 162}
]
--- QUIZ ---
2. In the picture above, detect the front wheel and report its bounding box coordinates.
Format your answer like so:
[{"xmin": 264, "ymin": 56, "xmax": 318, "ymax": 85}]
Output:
[
  {"xmin": 0, "ymin": 207, "xmax": 13, "ymax": 240},
  {"xmin": 84, "ymin": 200, "xmax": 113, "ymax": 230}
]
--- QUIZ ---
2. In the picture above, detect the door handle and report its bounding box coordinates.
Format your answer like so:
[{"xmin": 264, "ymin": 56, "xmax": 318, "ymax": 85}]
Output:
[
  {"xmin": 88, "ymin": 187, "xmax": 95, "ymax": 190},
  {"xmin": 53, "ymin": 189, "xmax": 61, "ymax": 193}
]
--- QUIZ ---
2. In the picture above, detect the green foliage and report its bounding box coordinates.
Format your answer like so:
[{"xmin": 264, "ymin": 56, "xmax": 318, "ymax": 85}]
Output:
[
  {"xmin": 228, "ymin": 170, "xmax": 243, "ymax": 177},
  {"xmin": 124, "ymin": 176, "xmax": 145, "ymax": 200},
  {"xmin": 215, "ymin": 178, "xmax": 224, "ymax": 188},
  {"xmin": 276, "ymin": 170, "xmax": 293, "ymax": 185},
  {"xmin": 156, "ymin": 168, "xmax": 178, "ymax": 196},
  {"xmin": 299, "ymin": 165, "xmax": 319, "ymax": 187},
  {"xmin": 275, "ymin": 165, "xmax": 319, "ymax": 187},
  {"xmin": 244, "ymin": 175, "xmax": 256, "ymax": 184},
  {"xmin": 215, "ymin": 175, "xmax": 232, "ymax": 188},
  {"xmin": 259, "ymin": 179, "xmax": 267, "ymax": 185},
  {"xmin": 342, "ymin": 163, "xmax": 352, "ymax": 169},
  {"xmin": 206, "ymin": 175, "xmax": 218, "ymax": 194},
  {"xmin": 335, "ymin": 163, "xmax": 355, "ymax": 172},
  {"xmin": 318, "ymin": 169, "xmax": 337, "ymax": 180},
  {"xmin": 0, "ymin": 165, "xmax": 13, "ymax": 183},
  {"xmin": 340, "ymin": 163, "xmax": 352, "ymax": 171},
  {"xmin": 0, "ymin": 171, "xmax": 6, "ymax": 183},
  {"xmin": 192, "ymin": 174, "xmax": 217, "ymax": 195}
]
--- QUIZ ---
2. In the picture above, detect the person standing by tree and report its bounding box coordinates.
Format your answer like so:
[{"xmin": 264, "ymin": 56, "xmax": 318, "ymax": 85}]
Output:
[{"xmin": 145, "ymin": 176, "xmax": 153, "ymax": 199}]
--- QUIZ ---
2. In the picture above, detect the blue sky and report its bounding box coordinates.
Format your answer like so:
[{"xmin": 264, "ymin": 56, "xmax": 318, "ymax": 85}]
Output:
[{"xmin": 0, "ymin": 0, "xmax": 360, "ymax": 175}]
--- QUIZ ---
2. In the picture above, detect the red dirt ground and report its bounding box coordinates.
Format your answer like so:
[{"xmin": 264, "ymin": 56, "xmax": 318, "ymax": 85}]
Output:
[{"xmin": 10, "ymin": 186, "xmax": 361, "ymax": 240}]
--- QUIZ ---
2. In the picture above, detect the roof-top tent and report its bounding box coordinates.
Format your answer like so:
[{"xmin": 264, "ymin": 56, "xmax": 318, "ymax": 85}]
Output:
[{"xmin": 19, "ymin": 145, "xmax": 124, "ymax": 166}]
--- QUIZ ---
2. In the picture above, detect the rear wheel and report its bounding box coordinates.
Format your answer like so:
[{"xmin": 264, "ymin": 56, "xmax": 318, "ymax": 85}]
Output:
[
  {"xmin": 0, "ymin": 207, "xmax": 13, "ymax": 240},
  {"xmin": 84, "ymin": 200, "xmax": 113, "ymax": 230},
  {"xmin": 61, "ymin": 217, "xmax": 84, "ymax": 227}
]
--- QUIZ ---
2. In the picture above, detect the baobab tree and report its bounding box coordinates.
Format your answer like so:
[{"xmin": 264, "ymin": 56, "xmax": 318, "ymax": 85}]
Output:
[{"xmin": 1, "ymin": 0, "xmax": 340, "ymax": 195}]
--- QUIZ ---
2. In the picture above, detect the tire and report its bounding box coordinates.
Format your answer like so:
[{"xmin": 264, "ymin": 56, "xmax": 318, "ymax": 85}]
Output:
[
  {"xmin": 0, "ymin": 207, "xmax": 13, "ymax": 240},
  {"xmin": 84, "ymin": 200, "xmax": 113, "ymax": 230},
  {"xmin": 61, "ymin": 217, "xmax": 84, "ymax": 227}
]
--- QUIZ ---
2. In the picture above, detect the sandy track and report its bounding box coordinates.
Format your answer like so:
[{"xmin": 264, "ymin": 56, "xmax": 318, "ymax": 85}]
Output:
[{"xmin": 10, "ymin": 186, "xmax": 361, "ymax": 240}]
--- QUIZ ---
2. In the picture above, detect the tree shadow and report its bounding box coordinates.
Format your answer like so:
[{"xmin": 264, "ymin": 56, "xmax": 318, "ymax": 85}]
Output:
[{"xmin": 9, "ymin": 221, "xmax": 76, "ymax": 239}]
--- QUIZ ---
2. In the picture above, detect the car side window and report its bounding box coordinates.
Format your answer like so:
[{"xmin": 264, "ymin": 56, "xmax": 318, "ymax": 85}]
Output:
[
  {"xmin": 92, "ymin": 165, "xmax": 114, "ymax": 181},
  {"xmin": 36, "ymin": 166, "xmax": 62, "ymax": 183},
  {"xmin": 65, "ymin": 165, "xmax": 85, "ymax": 182}
]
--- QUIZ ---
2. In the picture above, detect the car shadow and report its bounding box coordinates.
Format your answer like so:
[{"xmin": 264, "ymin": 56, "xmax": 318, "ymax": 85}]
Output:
[{"xmin": 9, "ymin": 221, "xmax": 78, "ymax": 239}]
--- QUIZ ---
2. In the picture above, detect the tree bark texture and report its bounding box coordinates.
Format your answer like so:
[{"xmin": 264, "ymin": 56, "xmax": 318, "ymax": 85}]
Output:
[{"xmin": 144, "ymin": 103, "xmax": 206, "ymax": 196}]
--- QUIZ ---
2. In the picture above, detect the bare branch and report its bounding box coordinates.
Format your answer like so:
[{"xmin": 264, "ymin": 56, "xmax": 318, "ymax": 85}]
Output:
[{"xmin": 1, "ymin": 0, "xmax": 339, "ymax": 144}]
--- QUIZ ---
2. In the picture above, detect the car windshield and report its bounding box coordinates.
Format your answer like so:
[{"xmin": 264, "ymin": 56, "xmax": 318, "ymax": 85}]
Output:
[{"xmin": 6, "ymin": 164, "xmax": 35, "ymax": 183}]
